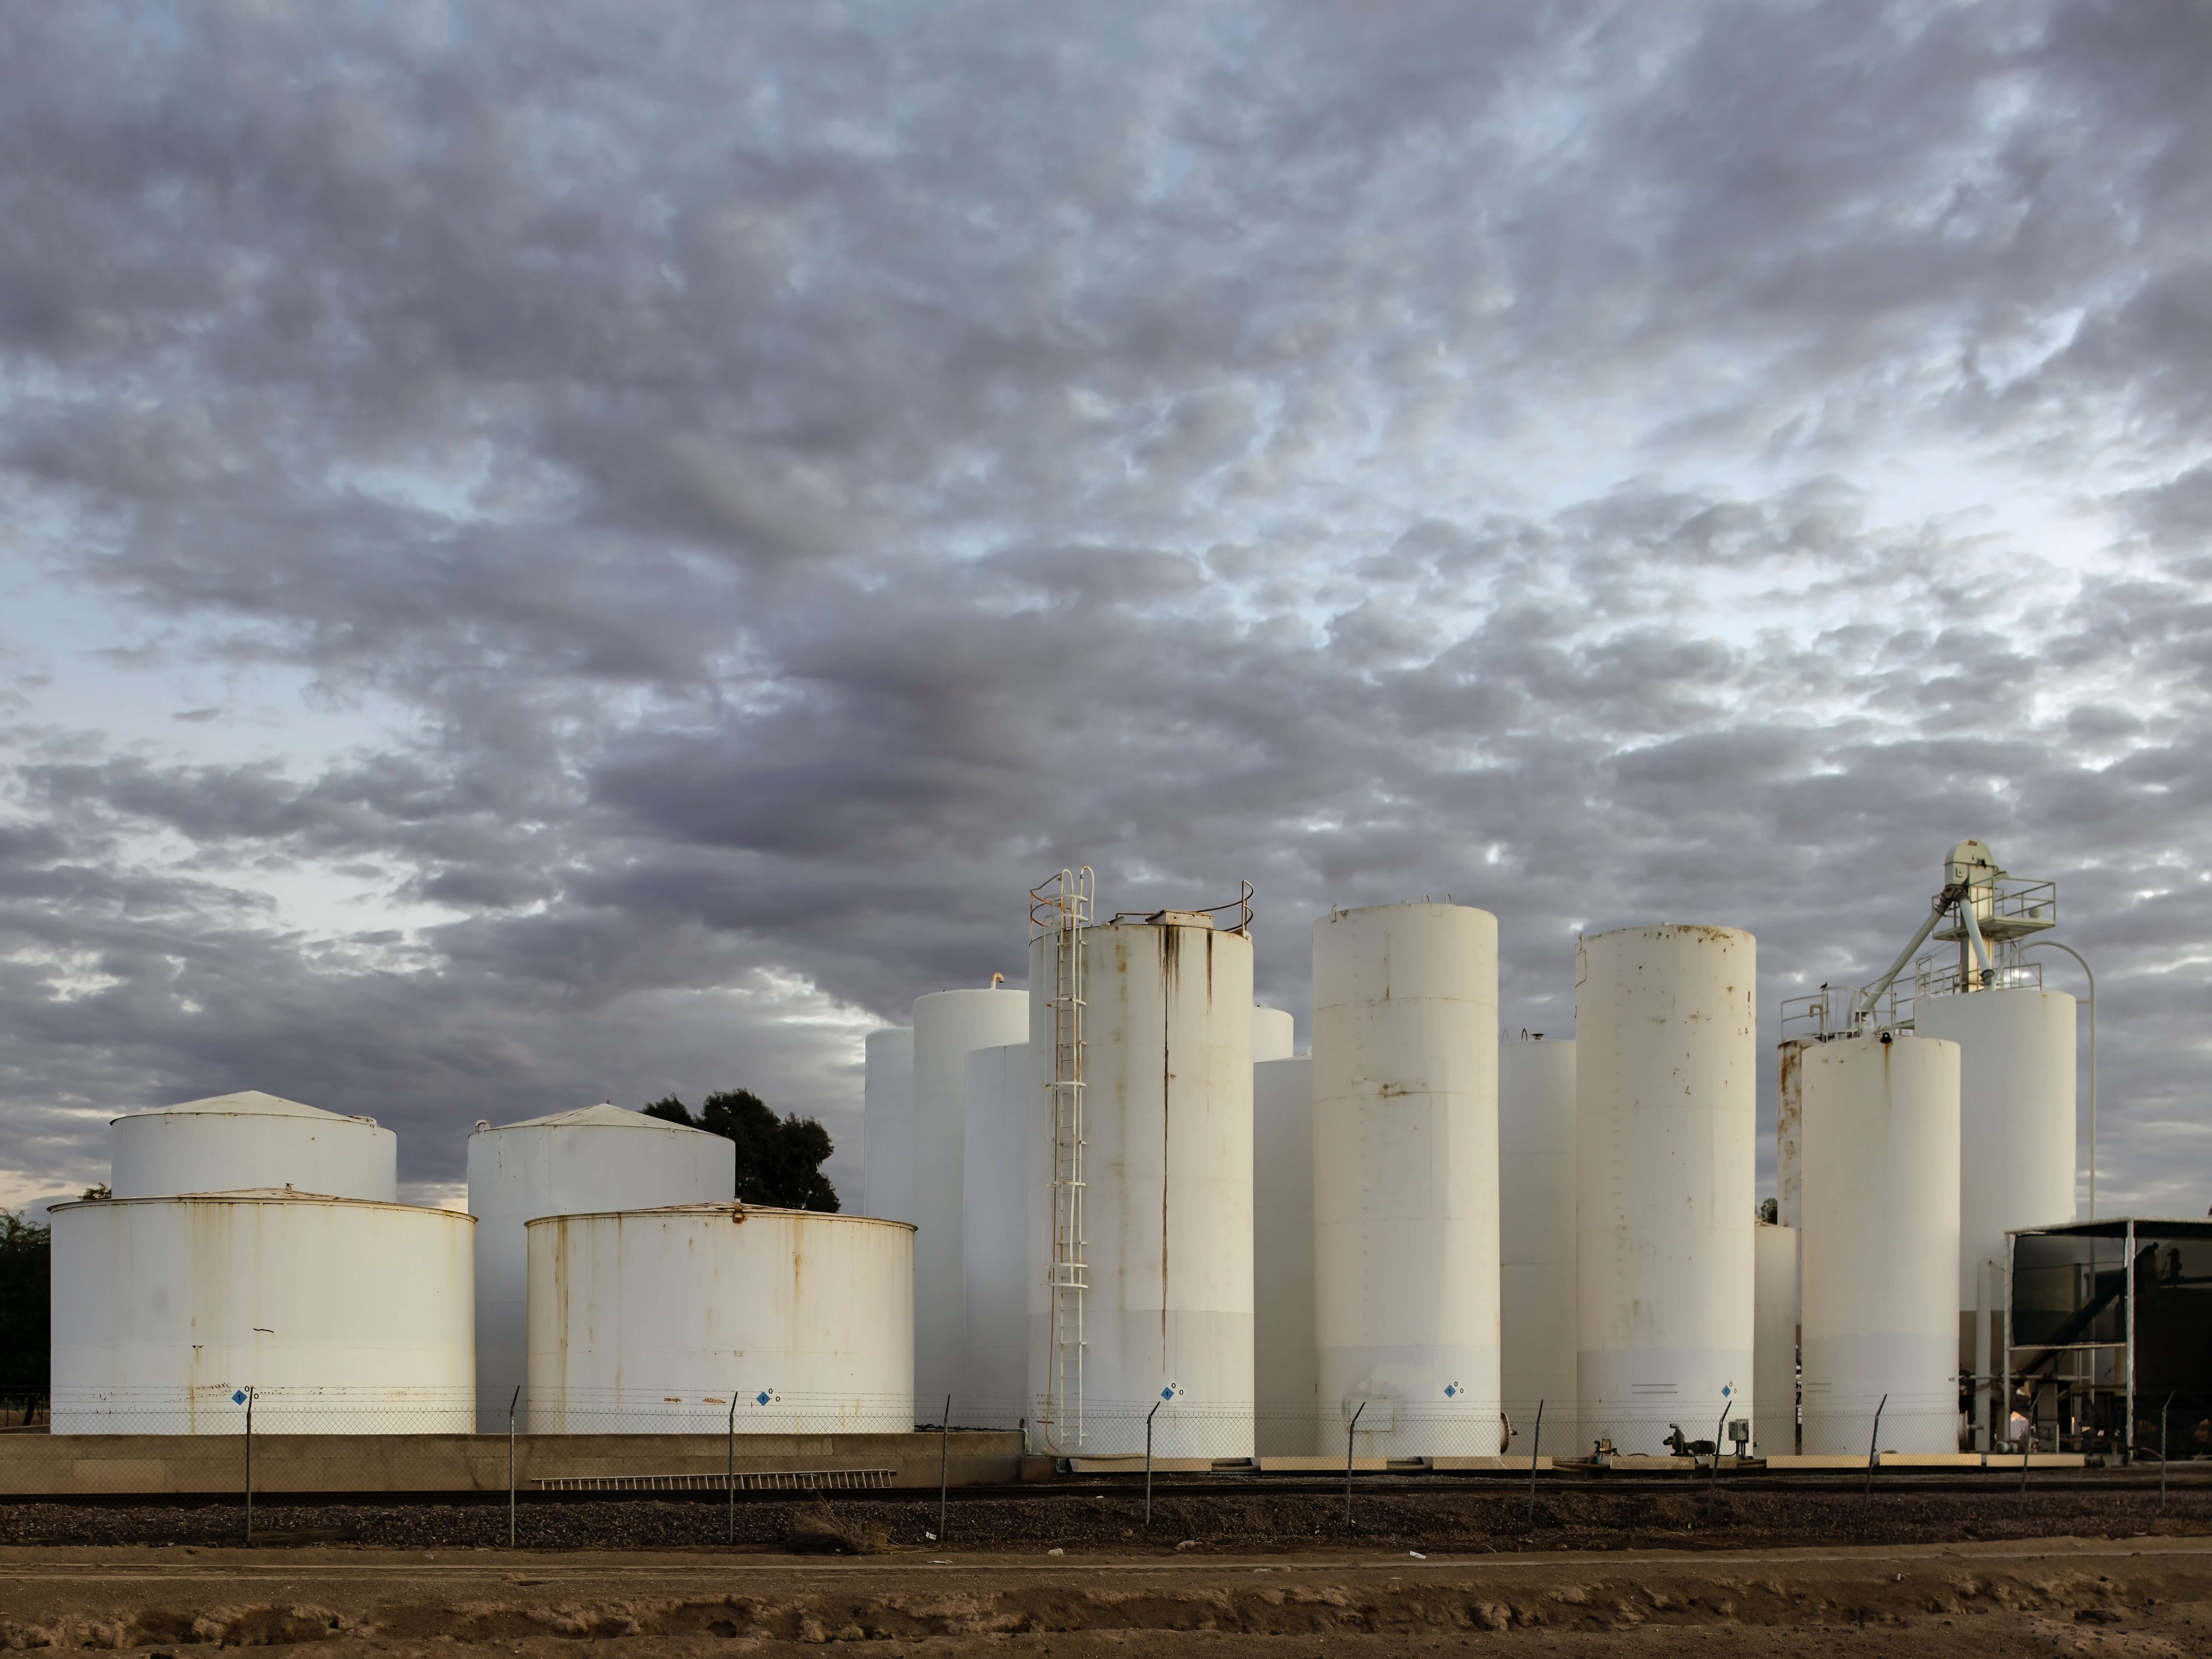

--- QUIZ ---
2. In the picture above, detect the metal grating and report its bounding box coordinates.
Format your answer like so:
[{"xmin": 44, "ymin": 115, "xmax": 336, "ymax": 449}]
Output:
[{"xmin": 532, "ymin": 1467, "xmax": 896, "ymax": 1492}]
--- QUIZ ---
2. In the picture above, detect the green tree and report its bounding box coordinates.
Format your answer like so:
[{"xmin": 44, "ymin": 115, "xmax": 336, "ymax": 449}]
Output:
[
  {"xmin": 0, "ymin": 1211, "xmax": 52, "ymax": 1391},
  {"xmin": 644, "ymin": 1090, "xmax": 840, "ymax": 1212}
]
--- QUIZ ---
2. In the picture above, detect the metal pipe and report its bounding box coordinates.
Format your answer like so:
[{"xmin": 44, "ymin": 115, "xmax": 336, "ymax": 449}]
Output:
[
  {"xmin": 1854, "ymin": 886, "xmax": 1966, "ymax": 1017},
  {"xmin": 1527, "ymin": 1399, "xmax": 1543, "ymax": 1527},
  {"xmin": 1960, "ymin": 897, "xmax": 1993, "ymax": 985},
  {"xmin": 1344, "ymin": 1402, "xmax": 1365, "ymax": 1526},
  {"xmin": 938, "ymin": 1396, "xmax": 951, "ymax": 1543},
  {"xmin": 1865, "ymin": 1394, "xmax": 1886, "ymax": 1495},
  {"xmin": 2020, "ymin": 941, "xmax": 2096, "ymax": 1221},
  {"xmin": 2125, "ymin": 1220, "xmax": 2136, "ymax": 1467},
  {"xmin": 507, "ymin": 1385, "xmax": 521, "ymax": 1548}
]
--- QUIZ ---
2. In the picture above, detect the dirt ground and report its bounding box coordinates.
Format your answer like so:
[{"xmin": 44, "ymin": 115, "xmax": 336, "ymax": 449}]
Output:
[{"xmin": 0, "ymin": 1535, "xmax": 2208, "ymax": 1654}]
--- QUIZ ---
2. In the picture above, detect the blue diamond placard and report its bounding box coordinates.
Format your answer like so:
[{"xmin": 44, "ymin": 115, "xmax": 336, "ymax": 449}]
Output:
[
  {"xmin": 755, "ymin": 1391, "xmax": 772, "ymax": 1406},
  {"xmin": 232, "ymin": 1390, "xmax": 247, "ymax": 1405}
]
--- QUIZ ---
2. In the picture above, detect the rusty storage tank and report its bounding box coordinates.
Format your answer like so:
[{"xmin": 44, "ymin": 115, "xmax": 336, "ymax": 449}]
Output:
[
  {"xmin": 1026, "ymin": 901, "xmax": 1255, "ymax": 1457},
  {"xmin": 525, "ymin": 1203, "xmax": 914, "ymax": 1434}
]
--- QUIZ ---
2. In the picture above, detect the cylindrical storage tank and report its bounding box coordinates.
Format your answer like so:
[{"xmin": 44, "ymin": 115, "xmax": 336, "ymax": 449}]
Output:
[
  {"xmin": 1753, "ymin": 1221, "xmax": 1798, "ymax": 1458},
  {"xmin": 1501, "ymin": 1037, "xmax": 1575, "ymax": 1457},
  {"xmin": 1252, "ymin": 1006, "xmax": 1295, "ymax": 1064},
  {"xmin": 1575, "ymin": 924, "xmax": 1756, "ymax": 1454},
  {"xmin": 109, "ymin": 1091, "xmax": 396, "ymax": 1203},
  {"xmin": 526, "ymin": 1204, "xmax": 913, "ymax": 1434},
  {"xmin": 1027, "ymin": 913, "xmax": 1254, "ymax": 1457},
  {"xmin": 862, "ymin": 1028, "xmax": 914, "ymax": 1223},
  {"xmin": 961, "ymin": 1043, "xmax": 1029, "ymax": 1427},
  {"xmin": 467, "ymin": 1105, "xmax": 734, "ymax": 1431},
  {"xmin": 1911, "ymin": 988, "xmax": 2076, "ymax": 1339},
  {"xmin": 1312, "ymin": 903, "xmax": 1500, "ymax": 1457},
  {"xmin": 1253, "ymin": 1055, "xmax": 1316, "ymax": 1455},
  {"xmin": 1798, "ymin": 1034, "xmax": 1961, "ymax": 1454},
  {"xmin": 911, "ymin": 987, "xmax": 1029, "ymax": 1417},
  {"xmin": 51, "ymin": 1193, "xmax": 473, "ymax": 1433}
]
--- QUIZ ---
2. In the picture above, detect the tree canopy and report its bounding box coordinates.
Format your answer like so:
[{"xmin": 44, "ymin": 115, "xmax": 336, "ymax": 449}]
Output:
[
  {"xmin": 644, "ymin": 1089, "xmax": 840, "ymax": 1212},
  {"xmin": 0, "ymin": 1211, "xmax": 51, "ymax": 1392}
]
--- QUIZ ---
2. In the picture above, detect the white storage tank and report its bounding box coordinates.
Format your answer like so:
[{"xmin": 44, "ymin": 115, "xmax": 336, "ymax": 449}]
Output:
[
  {"xmin": 1753, "ymin": 1221, "xmax": 1798, "ymax": 1458},
  {"xmin": 467, "ymin": 1104, "xmax": 734, "ymax": 1430},
  {"xmin": 1312, "ymin": 902, "xmax": 1500, "ymax": 1457},
  {"xmin": 1253, "ymin": 1055, "xmax": 1316, "ymax": 1455},
  {"xmin": 1575, "ymin": 924, "xmax": 1757, "ymax": 1454},
  {"xmin": 526, "ymin": 1203, "xmax": 913, "ymax": 1434},
  {"xmin": 1252, "ymin": 1006, "xmax": 1295, "ymax": 1064},
  {"xmin": 862, "ymin": 1027, "xmax": 914, "ymax": 1223},
  {"xmin": 1027, "ymin": 910, "xmax": 1255, "ymax": 1456},
  {"xmin": 109, "ymin": 1091, "xmax": 396, "ymax": 1203},
  {"xmin": 1798, "ymin": 1033, "xmax": 1961, "ymax": 1454},
  {"xmin": 961, "ymin": 1042, "xmax": 1030, "ymax": 1427},
  {"xmin": 1501, "ymin": 1036, "xmax": 1576, "ymax": 1455},
  {"xmin": 1912, "ymin": 987, "xmax": 2076, "ymax": 1329},
  {"xmin": 51, "ymin": 1192, "xmax": 473, "ymax": 1433},
  {"xmin": 911, "ymin": 987, "xmax": 1029, "ymax": 1416}
]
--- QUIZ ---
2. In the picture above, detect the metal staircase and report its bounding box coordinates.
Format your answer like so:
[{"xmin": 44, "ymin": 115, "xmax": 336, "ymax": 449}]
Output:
[{"xmin": 1030, "ymin": 866, "xmax": 1093, "ymax": 1450}]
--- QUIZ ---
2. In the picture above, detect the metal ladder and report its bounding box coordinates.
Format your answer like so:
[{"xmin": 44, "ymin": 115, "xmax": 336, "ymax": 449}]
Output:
[{"xmin": 1032, "ymin": 866, "xmax": 1093, "ymax": 1450}]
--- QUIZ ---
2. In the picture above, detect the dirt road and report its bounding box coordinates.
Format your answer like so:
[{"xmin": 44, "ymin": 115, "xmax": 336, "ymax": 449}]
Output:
[{"xmin": 0, "ymin": 1535, "xmax": 2206, "ymax": 1654}]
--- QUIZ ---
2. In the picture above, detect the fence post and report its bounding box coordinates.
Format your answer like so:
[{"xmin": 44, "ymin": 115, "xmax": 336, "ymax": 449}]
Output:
[
  {"xmin": 1344, "ymin": 1402, "xmax": 1365, "ymax": 1527},
  {"xmin": 1864, "ymin": 1394, "xmax": 1886, "ymax": 1496},
  {"xmin": 727, "ymin": 1391, "xmax": 739, "ymax": 1544},
  {"xmin": 243, "ymin": 1387, "xmax": 255, "ymax": 1548},
  {"xmin": 2161, "ymin": 1394, "xmax": 2173, "ymax": 1514},
  {"xmin": 938, "ymin": 1396, "xmax": 951, "ymax": 1543},
  {"xmin": 507, "ymin": 1385, "xmax": 521, "ymax": 1548},
  {"xmin": 1713, "ymin": 1398, "xmax": 1732, "ymax": 1487},
  {"xmin": 1144, "ymin": 1399, "xmax": 1163, "ymax": 1528},
  {"xmin": 1527, "ymin": 1400, "xmax": 1543, "ymax": 1527},
  {"xmin": 2020, "ymin": 1400, "xmax": 2033, "ymax": 1500}
]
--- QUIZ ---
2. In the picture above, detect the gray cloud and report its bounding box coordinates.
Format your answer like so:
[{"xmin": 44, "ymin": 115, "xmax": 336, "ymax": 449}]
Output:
[{"xmin": 2, "ymin": 0, "xmax": 2209, "ymax": 1217}]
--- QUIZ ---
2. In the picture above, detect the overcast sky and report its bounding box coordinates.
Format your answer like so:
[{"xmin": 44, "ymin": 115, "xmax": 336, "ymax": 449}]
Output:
[{"xmin": 2, "ymin": 2, "xmax": 2207, "ymax": 1214}]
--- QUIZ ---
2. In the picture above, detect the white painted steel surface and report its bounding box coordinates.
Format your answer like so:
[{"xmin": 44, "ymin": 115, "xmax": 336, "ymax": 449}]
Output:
[
  {"xmin": 1253, "ymin": 1056, "xmax": 1316, "ymax": 1454},
  {"xmin": 1026, "ymin": 914, "xmax": 1255, "ymax": 1456},
  {"xmin": 467, "ymin": 1105, "xmax": 733, "ymax": 1430},
  {"xmin": 1252, "ymin": 1006, "xmax": 1295, "ymax": 1064},
  {"xmin": 1574, "ymin": 924, "xmax": 1757, "ymax": 1453},
  {"xmin": 910, "ymin": 987, "xmax": 1029, "ymax": 1415},
  {"xmin": 961, "ymin": 1042, "xmax": 1030, "ymax": 1426},
  {"xmin": 51, "ymin": 1192, "xmax": 473, "ymax": 1433},
  {"xmin": 1775, "ymin": 1039, "xmax": 1809, "ymax": 1230},
  {"xmin": 862, "ymin": 1028, "xmax": 914, "ymax": 1223},
  {"xmin": 1501, "ymin": 1037, "xmax": 1576, "ymax": 1454},
  {"xmin": 526, "ymin": 1204, "xmax": 913, "ymax": 1434},
  {"xmin": 1913, "ymin": 988, "xmax": 2076, "ymax": 1311},
  {"xmin": 108, "ymin": 1091, "xmax": 396, "ymax": 1203},
  {"xmin": 1753, "ymin": 1221, "xmax": 1798, "ymax": 1457},
  {"xmin": 1798, "ymin": 1034, "xmax": 1961, "ymax": 1453},
  {"xmin": 1312, "ymin": 902, "xmax": 1500, "ymax": 1456}
]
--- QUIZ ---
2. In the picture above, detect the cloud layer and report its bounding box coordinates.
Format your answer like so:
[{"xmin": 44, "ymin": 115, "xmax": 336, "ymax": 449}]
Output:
[{"xmin": 2, "ymin": 1, "xmax": 2208, "ymax": 1213}]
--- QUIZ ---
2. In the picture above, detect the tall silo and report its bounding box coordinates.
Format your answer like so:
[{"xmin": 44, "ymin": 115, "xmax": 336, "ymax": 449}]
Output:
[
  {"xmin": 1798, "ymin": 1033, "xmax": 1961, "ymax": 1453},
  {"xmin": 109, "ymin": 1091, "xmax": 396, "ymax": 1203},
  {"xmin": 1253, "ymin": 1006, "xmax": 1295, "ymax": 1064},
  {"xmin": 961, "ymin": 1042, "xmax": 1030, "ymax": 1427},
  {"xmin": 1253, "ymin": 1055, "xmax": 1316, "ymax": 1455},
  {"xmin": 910, "ymin": 987, "xmax": 1029, "ymax": 1417},
  {"xmin": 527, "ymin": 1204, "xmax": 912, "ymax": 1434},
  {"xmin": 1312, "ymin": 902, "xmax": 1500, "ymax": 1457},
  {"xmin": 1026, "ymin": 908, "xmax": 1255, "ymax": 1457},
  {"xmin": 862, "ymin": 1027, "xmax": 914, "ymax": 1222},
  {"xmin": 1576, "ymin": 924, "xmax": 1756, "ymax": 1454},
  {"xmin": 467, "ymin": 1105, "xmax": 733, "ymax": 1431},
  {"xmin": 1913, "ymin": 987, "xmax": 2075, "ymax": 1344},
  {"xmin": 1501, "ymin": 1036, "xmax": 1575, "ymax": 1453},
  {"xmin": 51, "ymin": 1192, "xmax": 473, "ymax": 1433},
  {"xmin": 1752, "ymin": 1221, "xmax": 1798, "ymax": 1457}
]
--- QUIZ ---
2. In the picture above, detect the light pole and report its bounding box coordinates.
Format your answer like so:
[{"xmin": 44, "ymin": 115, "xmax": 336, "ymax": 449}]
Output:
[{"xmin": 2022, "ymin": 941, "xmax": 2096, "ymax": 1220}]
